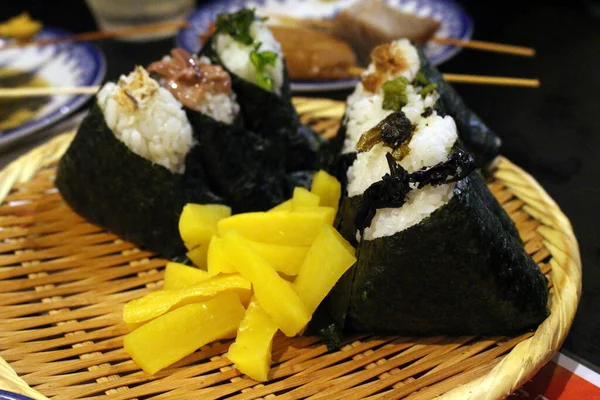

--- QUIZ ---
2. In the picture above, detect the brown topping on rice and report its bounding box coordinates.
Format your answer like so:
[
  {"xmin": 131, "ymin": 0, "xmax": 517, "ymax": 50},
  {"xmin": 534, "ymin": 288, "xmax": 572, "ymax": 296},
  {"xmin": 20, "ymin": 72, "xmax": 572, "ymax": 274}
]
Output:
[
  {"xmin": 362, "ymin": 43, "xmax": 409, "ymax": 93},
  {"xmin": 113, "ymin": 66, "xmax": 158, "ymax": 112},
  {"xmin": 148, "ymin": 48, "xmax": 232, "ymax": 112},
  {"xmin": 372, "ymin": 44, "xmax": 409, "ymax": 75},
  {"xmin": 362, "ymin": 74, "xmax": 381, "ymax": 93},
  {"xmin": 123, "ymin": 91, "xmax": 139, "ymax": 109}
]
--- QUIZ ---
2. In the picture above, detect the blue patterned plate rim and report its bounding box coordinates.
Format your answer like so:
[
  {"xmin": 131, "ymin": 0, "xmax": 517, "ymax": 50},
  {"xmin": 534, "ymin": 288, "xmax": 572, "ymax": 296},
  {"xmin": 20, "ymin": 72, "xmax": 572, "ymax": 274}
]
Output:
[
  {"xmin": 175, "ymin": 0, "xmax": 473, "ymax": 92},
  {"xmin": 0, "ymin": 390, "xmax": 33, "ymax": 400},
  {"xmin": 0, "ymin": 28, "xmax": 106, "ymax": 147}
]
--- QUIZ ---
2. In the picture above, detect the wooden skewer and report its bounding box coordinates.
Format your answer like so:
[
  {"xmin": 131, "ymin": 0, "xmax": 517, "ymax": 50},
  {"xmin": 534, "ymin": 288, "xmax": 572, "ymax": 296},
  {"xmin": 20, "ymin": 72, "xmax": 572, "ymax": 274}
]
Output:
[
  {"xmin": 262, "ymin": 12, "xmax": 535, "ymax": 57},
  {"xmin": 0, "ymin": 86, "xmax": 100, "ymax": 97},
  {"xmin": 440, "ymin": 74, "xmax": 540, "ymax": 87},
  {"xmin": 430, "ymin": 37, "xmax": 535, "ymax": 57},
  {"xmin": 0, "ymin": 20, "xmax": 189, "ymax": 50},
  {"xmin": 347, "ymin": 66, "xmax": 540, "ymax": 87}
]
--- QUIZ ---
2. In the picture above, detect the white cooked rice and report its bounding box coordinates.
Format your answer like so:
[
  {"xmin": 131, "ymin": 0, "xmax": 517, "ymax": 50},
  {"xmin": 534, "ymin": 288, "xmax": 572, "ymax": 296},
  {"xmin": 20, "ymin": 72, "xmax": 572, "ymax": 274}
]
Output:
[
  {"xmin": 399, "ymin": 115, "xmax": 458, "ymax": 172},
  {"xmin": 342, "ymin": 85, "xmax": 439, "ymax": 154},
  {"xmin": 195, "ymin": 55, "xmax": 240, "ymax": 124},
  {"xmin": 215, "ymin": 20, "xmax": 284, "ymax": 95},
  {"xmin": 341, "ymin": 39, "xmax": 435, "ymax": 154},
  {"xmin": 197, "ymin": 91, "xmax": 239, "ymax": 124},
  {"xmin": 362, "ymin": 183, "xmax": 456, "ymax": 240},
  {"xmin": 342, "ymin": 84, "xmax": 393, "ymax": 155},
  {"xmin": 97, "ymin": 66, "xmax": 194, "ymax": 174},
  {"xmin": 391, "ymin": 39, "xmax": 421, "ymax": 80},
  {"xmin": 402, "ymin": 85, "xmax": 440, "ymax": 123},
  {"xmin": 347, "ymin": 115, "xmax": 458, "ymax": 196},
  {"xmin": 341, "ymin": 39, "xmax": 458, "ymax": 239},
  {"xmin": 361, "ymin": 39, "xmax": 421, "ymax": 84}
]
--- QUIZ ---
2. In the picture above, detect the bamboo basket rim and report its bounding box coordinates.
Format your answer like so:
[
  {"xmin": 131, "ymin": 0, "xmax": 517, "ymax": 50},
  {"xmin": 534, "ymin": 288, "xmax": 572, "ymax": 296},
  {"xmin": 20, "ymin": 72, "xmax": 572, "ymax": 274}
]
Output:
[{"xmin": 0, "ymin": 97, "xmax": 582, "ymax": 400}]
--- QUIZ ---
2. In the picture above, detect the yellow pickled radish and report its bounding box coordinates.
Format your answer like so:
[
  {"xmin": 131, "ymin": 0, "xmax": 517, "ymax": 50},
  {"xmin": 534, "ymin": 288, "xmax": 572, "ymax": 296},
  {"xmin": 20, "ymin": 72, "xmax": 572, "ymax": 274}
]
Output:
[
  {"xmin": 126, "ymin": 322, "xmax": 145, "ymax": 332},
  {"xmin": 293, "ymin": 225, "xmax": 356, "ymax": 314},
  {"xmin": 293, "ymin": 206, "xmax": 336, "ymax": 225},
  {"xmin": 268, "ymin": 199, "xmax": 292, "ymax": 212},
  {"xmin": 179, "ymin": 204, "xmax": 231, "ymax": 250},
  {"xmin": 247, "ymin": 240, "xmax": 309, "ymax": 276},
  {"xmin": 163, "ymin": 262, "xmax": 211, "ymax": 290},
  {"xmin": 123, "ymin": 274, "xmax": 251, "ymax": 325},
  {"xmin": 222, "ymin": 231, "xmax": 310, "ymax": 336},
  {"xmin": 207, "ymin": 236, "xmax": 237, "ymax": 275},
  {"xmin": 227, "ymin": 297, "xmax": 279, "ymax": 382},
  {"xmin": 218, "ymin": 211, "xmax": 332, "ymax": 246},
  {"xmin": 186, "ymin": 242, "xmax": 209, "ymax": 269},
  {"xmin": 291, "ymin": 187, "xmax": 320, "ymax": 209},
  {"xmin": 310, "ymin": 170, "xmax": 342, "ymax": 211},
  {"xmin": 124, "ymin": 292, "xmax": 245, "ymax": 375}
]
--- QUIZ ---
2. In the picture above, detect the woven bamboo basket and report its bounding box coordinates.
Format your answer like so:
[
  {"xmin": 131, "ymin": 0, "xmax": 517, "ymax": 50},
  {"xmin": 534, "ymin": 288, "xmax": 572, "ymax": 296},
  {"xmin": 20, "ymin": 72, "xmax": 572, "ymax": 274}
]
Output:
[{"xmin": 0, "ymin": 98, "xmax": 581, "ymax": 400}]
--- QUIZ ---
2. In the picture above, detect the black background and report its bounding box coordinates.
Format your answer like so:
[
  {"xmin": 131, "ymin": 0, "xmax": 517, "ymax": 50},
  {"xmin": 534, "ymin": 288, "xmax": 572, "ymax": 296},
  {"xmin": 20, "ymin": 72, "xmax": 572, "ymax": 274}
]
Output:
[{"xmin": 1, "ymin": 0, "xmax": 599, "ymax": 370}]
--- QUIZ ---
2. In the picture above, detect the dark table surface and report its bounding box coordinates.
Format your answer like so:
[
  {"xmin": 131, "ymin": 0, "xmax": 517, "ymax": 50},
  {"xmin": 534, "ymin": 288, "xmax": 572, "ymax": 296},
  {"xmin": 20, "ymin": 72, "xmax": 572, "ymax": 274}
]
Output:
[{"xmin": 2, "ymin": 0, "xmax": 599, "ymax": 373}]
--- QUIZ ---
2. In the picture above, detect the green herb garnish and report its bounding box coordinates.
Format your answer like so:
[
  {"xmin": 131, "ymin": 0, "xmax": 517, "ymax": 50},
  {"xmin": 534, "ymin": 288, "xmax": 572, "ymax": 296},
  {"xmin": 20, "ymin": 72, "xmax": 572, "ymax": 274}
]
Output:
[
  {"xmin": 419, "ymin": 83, "xmax": 438, "ymax": 97},
  {"xmin": 382, "ymin": 77, "xmax": 410, "ymax": 111},
  {"xmin": 414, "ymin": 71, "xmax": 430, "ymax": 86},
  {"xmin": 250, "ymin": 42, "xmax": 278, "ymax": 91},
  {"xmin": 414, "ymin": 72, "xmax": 437, "ymax": 98},
  {"xmin": 215, "ymin": 8, "xmax": 257, "ymax": 45}
]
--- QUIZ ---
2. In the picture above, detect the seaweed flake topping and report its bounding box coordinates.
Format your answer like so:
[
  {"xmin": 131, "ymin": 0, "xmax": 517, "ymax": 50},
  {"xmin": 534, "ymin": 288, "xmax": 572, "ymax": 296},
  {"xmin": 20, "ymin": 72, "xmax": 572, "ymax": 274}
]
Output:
[
  {"xmin": 355, "ymin": 149, "xmax": 476, "ymax": 233},
  {"xmin": 421, "ymin": 107, "xmax": 433, "ymax": 118},
  {"xmin": 410, "ymin": 149, "xmax": 476, "ymax": 188},
  {"xmin": 356, "ymin": 111, "xmax": 415, "ymax": 159},
  {"xmin": 355, "ymin": 153, "xmax": 411, "ymax": 235}
]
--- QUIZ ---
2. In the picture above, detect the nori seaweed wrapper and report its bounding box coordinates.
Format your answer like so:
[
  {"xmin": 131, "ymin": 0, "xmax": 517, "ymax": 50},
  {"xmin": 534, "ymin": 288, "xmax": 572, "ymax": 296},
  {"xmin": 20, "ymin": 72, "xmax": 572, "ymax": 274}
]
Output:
[
  {"xmin": 185, "ymin": 109, "xmax": 287, "ymax": 212},
  {"xmin": 199, "ymin": 36, "xmax": 328, "ymax": 173},
  {"xmin": 305, "ymin": 302, "xmax": 346, "ymax": 351},
  {"xmin": 286, "ymin": 170, "xmax": 314, "ymax": 192},
  {"xmin": 336, "ymin": 195, "xmax": 362, "ymax": 247},
  {"xmin": 55, "ymin": 103, "xmax": 224, "ymax": 258},
  {"xmin": 323, "ymin": 114, "xmax": 355, "ymax": 181},
  {"xmin": 470, "ymin": 170, "xmax": 522, "ymax": 242},
  {"xmin": 321, "ymin": 192, "xmax": 360, "ymax": 346},
  {"xmin": 315, "ymin": 145, "xmax": 358, "ymax": 347},
  {"xmin": 417, "ymin": 49, "xmax": 501, "ymax": 167},
  {"xmin": 322, "ymin": 148, "xmax": 359, "ymax": 346},
  {"xmin": 337, "ymin": 140, "xmax": 467, "ymax": 247},
  {"xmin": 337, "ymin": 153, "xmax": 357, "ymax": 188},
  {"xmin": 347, "ymin": 172, "xmax": 549, "ymax": 336},
  {"xmin": 332, "ymin": 130, "xmax": 357, "ymax": 245},
  {"xmin": 319, "ymin": 113, "xmax": 348, "ymax": 177}
]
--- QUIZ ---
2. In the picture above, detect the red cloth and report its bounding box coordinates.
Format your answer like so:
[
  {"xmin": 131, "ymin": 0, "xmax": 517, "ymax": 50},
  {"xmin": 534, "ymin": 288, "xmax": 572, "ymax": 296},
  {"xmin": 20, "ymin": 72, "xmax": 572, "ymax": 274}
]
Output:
[{"xmin": 508, "ymin": 356, "xmax": 600, "ymax": 399}]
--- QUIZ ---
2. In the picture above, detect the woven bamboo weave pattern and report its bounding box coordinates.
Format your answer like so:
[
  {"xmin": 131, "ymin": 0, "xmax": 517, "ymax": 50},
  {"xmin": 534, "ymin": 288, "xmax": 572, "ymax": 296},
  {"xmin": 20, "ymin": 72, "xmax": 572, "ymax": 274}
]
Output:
[{"xmin": 0, "ymin": 98, "xmax": 581, "ymax": 399}]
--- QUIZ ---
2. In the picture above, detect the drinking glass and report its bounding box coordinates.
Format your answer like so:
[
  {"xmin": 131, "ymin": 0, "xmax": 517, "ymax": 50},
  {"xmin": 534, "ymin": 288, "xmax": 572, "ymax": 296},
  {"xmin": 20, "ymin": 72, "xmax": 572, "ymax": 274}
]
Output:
[{"xmin": 85, "ymin": 0, "xmax": 195, "ymax": 41}]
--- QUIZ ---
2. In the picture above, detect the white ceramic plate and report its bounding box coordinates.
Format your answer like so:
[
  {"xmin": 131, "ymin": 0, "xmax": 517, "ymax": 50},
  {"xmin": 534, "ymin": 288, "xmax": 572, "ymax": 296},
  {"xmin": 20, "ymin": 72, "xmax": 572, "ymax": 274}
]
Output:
[
  {"xmin": 0, "ymin": 28, "xmax": 106, "ymax": 148},
  {"xmin": 176, "ymin": 0, "xmax": 473, "ymax": 92}
]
